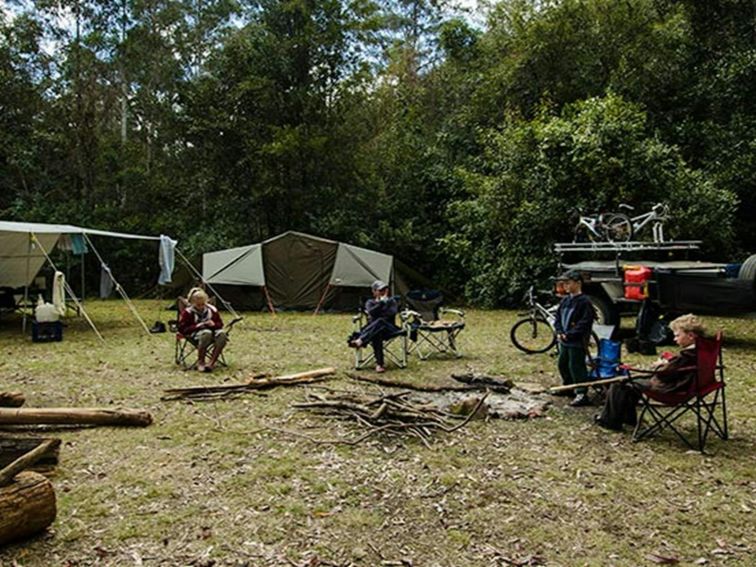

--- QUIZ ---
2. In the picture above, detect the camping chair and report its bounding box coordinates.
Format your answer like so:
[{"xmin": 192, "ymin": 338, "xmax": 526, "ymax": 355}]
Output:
[
  {"xmin": 174, "ymin": 298, "xmax": 241, "ymax": 370},
  {"xmin": 632, "ymin": 332, "xmax": 728, "ymax": 452},
  {"xmin": 351, "ymin": 297, "xmax": 408, "ymax": 370},
  {"xmin": 586, "ymin": 338, "xmax": 627, "ymax": 402},
  {"xmin": 402, "ymin": 290, "xmax": 465, "ymax": 360}
]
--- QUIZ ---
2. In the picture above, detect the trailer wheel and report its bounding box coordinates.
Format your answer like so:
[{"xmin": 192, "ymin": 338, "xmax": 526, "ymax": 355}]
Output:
[
  {"xmin": 587, "ymin": 294, "xmax": 620, "ymax": 326},
  {"xmin": 739, "ymin": 254, "xmax": 756, "ymax": 284}
]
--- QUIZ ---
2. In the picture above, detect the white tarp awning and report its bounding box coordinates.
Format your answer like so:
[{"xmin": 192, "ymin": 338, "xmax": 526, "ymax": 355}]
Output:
[
  {"xmin": 0, "ymin": 220, "xmax": 163, "ymax": 288},
  {"xmin": 0, "ymin": 220, "xmax": 161, "ymax": 240}
]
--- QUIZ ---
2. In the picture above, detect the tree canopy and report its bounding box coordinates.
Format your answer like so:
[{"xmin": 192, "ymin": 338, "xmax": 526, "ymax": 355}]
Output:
[{"xmin": 1, "ymin": 0, "xmax": 754, "ymax": 304}]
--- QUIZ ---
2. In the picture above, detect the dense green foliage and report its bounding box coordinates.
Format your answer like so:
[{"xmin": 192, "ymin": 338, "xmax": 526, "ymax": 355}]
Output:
[{"xmin": 1, "ymin": 0, "xmax": 754, "ymax": 304}]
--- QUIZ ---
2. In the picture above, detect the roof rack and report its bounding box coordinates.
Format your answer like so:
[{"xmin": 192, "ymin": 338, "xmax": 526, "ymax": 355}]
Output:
[{"xmin": 554, "ymin": 241, "xmax": 702, "ymax": 254}]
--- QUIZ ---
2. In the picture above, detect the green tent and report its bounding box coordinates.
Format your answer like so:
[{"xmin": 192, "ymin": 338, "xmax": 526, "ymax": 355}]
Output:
[{"xmin": 202, "ymin": 231, "xmax": 395, "ymax": 312}]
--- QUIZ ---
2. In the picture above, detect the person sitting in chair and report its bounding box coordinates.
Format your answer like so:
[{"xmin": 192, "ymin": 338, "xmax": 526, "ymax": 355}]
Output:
[
  {"xmin": 595, "ymin": 313, "xmax": 704, "ymax": 431},
  {"xmin": 349, "ymin": 280, "xmax": 400, "ymax": 373},
  {"xmin": 178, "ymin": 287, "xmax": 227, "ymax": 372}
]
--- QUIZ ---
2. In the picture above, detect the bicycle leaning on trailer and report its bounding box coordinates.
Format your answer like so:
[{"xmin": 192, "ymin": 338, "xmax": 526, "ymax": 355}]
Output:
[{"xmin": 510, "ymin": 286, "xmax": 599, "ymax": 355}]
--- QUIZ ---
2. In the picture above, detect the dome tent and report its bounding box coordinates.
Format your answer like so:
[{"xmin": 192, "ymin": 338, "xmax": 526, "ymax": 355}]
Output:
[{"xmin": 202, "ymin": 231, "xmax": 396, "ymax": 312}]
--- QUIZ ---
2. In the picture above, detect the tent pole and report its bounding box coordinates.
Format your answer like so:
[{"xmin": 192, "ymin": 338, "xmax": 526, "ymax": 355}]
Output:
[
  {"xmin": 80, "ymin": 246, "xmax": 85, "ymax": 304},
  {"xmin": 83, "ymin": 234, "xmax": 152, "ymax": 336},
  {"xmin": 174, "ymin": 247, "xmax": 242, "ymax": 320},
  {"xmin": 22, "ymin": 234, "xmax": 31, "ymax": 334},
  {"xmin": 263, "ymin": 285, "xmax": 275, "ymax": 315},
  {"xmin": 314, "ymin": 284, "xmax": 331, "ymax": 315}
]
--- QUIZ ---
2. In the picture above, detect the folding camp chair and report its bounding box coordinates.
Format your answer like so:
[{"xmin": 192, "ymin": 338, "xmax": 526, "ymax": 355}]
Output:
[
  {"xmin": 402, "ymin": 290, "xmax": 465, "ymax": 360},
  {"xmin": 632, "ymin": 332, "xmax": 728, "ymax": 452},
  {"xmin": 174, "ymin": 298, "xmax": 240, "ymax": 370},
  {"xmin": 351, "ymin": 298, "xmax": 408, "ymax": 370}
]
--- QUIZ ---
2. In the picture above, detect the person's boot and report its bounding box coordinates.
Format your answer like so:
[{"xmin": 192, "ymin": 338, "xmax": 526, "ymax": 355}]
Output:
[{"xmin": 570, "ymin": 392, "xmax": 591, "ymax": 407}]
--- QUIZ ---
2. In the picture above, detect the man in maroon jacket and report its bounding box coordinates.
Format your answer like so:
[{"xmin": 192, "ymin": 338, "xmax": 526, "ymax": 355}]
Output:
[{"xmin": 178, "ymin": 288, "xmax": 227, "ymax": 372}]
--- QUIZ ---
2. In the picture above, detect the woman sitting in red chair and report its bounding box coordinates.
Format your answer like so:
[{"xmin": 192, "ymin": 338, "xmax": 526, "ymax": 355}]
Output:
[
  {"xmin": 178, "ymin": 287, "xmax": 227, "ymax": 372},
  {"xmin": 595, "ymin": 313, "xmax": 704, "ymax": 431}
]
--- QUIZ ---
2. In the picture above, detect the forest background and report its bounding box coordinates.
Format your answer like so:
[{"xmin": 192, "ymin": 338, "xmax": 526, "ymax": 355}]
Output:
[{"xmin": 1, "ymin": 0, "xmax": 754, "ymax": 306}]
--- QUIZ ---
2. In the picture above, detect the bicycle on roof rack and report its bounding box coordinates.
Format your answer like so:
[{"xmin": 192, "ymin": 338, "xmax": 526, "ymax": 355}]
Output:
[
  {"xmin": 615, "ymin": 202, "xmax": 670, "ymax": 243},
  {"xmin": 572, "ymin": 208, "xmax": 633, "ymax": 243},
  {"xmin": 572, "ymin": 202, "xmax": 670, "ymax": 243},
  {"xmin": 510, "ymin": 286, "xmax": 599, "ymax": 355}
]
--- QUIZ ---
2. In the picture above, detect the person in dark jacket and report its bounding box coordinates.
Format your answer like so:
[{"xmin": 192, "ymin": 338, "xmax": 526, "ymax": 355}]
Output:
[
  {"xmin": 349, "ymin": 280, "xmax": 400, "ymax": 373},
  {"xmin": 595, "ymin": 313, "xmax": 704, "ymax": 431},
  {"xmin": 554, "ymin": 270, "xmax": 595, "ymax": 407}
]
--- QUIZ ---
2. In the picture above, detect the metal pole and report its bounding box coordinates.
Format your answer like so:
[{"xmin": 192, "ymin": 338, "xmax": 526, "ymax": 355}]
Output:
[{"xmin": 22, "ymin": 234, "xmax": 31, "ymax": 334}]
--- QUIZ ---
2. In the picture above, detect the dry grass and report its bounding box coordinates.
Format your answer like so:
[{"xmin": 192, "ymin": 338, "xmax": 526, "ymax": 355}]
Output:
[{"xmin": 0, "ymin": 300, "xmax": 754, "ymax": 566}]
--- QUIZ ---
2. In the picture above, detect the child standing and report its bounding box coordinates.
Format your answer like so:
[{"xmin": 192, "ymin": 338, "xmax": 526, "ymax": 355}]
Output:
[{"xmin": 554, "ymin": 270, "xmax": 595, "ymax": 406}]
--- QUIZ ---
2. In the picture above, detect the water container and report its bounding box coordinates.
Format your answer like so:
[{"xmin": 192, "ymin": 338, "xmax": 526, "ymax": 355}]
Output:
[
  {"xmin": 35, "ymin": 302, "xmax": 60, "ymax": 323},
  {"xmin": 624, "ymin": 265, "xmax": 653, "ymax": 300}
]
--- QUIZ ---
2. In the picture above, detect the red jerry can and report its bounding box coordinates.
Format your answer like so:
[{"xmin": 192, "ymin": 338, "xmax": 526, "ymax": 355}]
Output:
[{"xmin": 624, "ymin": 265, "xmax": 653, "ymax": 300}]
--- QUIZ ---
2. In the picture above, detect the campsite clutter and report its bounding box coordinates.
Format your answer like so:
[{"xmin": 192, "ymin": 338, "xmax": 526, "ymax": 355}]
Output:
[
  {"xmin": 0, "ymin": 386, "xmax": 152, "ymax": 546},
  {"xmin": 0, "ymin": 219, "xmax": 737, "ymax": 560}
]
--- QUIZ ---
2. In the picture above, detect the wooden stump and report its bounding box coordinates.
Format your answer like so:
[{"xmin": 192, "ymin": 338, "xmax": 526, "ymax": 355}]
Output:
[
  {"xmin": 0, "ymin": 392, "xmax": 25, "ymax": 408},
  {"xmin": 0, "ymin": 471, "xmax": 56, "ymax": 546}
]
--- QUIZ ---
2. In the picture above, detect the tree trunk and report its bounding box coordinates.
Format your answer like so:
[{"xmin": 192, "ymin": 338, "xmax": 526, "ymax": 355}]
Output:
[
  {"xmin": 0, "ymin": 392, "xmax": 25, "ymax": 407},
  {"xmin": 0, "ymin": 472, "xmax": 56, "ymax": 546},
  {"xmin": 0, "ymin": 407, "xmax": 152, "ymax": 427},
  {"xmin": 0, "ymin": 437, "xmax": 60, "ymax": 470}
]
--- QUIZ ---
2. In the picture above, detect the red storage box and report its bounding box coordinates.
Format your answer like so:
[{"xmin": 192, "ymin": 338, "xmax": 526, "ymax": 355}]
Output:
[{"xmin": 624, "ymin": 265, "xmax": 653, "ymax": 300}]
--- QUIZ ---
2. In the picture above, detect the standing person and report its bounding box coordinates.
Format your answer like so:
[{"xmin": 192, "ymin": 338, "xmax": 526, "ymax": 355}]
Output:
[
  {"xmin": 554, "ymin": 270, "xmax": 595, "ymax": 407},
  {"xmin": 595, "ymin": 314, "xmax": 705, "ymax": 431},
  {"xmin": 349, "ymin": 280, "xmax": 400, "ymax": 373},
  {"xmin": 178, "ymin": 287, "xmax": 227, "ymax": 372}
]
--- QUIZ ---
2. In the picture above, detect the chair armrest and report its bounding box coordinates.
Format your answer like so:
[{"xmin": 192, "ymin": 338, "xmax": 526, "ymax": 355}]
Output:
[
  {"xmin": 439, "ymin": 307, "xmax": 465, "ymax": 319},
  {"xmin": 227, "ymin": 317, "xmax": 243, "ymax": 332},
  {"xmin": 400, "ymin": 309, "xmax": 422, "ymax": 322},
  {"xmin": 352, "ymin": 312, "xmax": 367, "ymax": 324}
]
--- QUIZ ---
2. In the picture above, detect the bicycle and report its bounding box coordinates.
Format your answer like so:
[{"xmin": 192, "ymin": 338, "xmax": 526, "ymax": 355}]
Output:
[
  {"xmin": 510, "ymin": 286, "xmax": 599, "ymax": 355},
  {"xmin": 572, "ymin": 209, "xmax": 633, "ymax": 243},
  {"xmin": 609, "ymin": 202, "xmax": 670, "ymax": 243}
]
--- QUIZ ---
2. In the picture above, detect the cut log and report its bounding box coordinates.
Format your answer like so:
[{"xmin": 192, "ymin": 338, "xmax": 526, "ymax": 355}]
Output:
[
  {"xmin": 0, "ymin": 439, "xmax": 61, "ymax": 487},
  {"xmin": 162, "ymin": 367, "xmax": 337, "ymax": 400},
  {"xmin": 0, "ymin": 407, "xmax": 152, "ymax": 427},
  {"xmin": 0, "ymin": 437, "xmax": 60, "ymax": 470},
  {"xmin": 0, "ymin": 471, "xmax": 56, "ymax": 546},
  {"xmin": 0, "ymin": 392, "xmax": 25, "ymax": 408}
]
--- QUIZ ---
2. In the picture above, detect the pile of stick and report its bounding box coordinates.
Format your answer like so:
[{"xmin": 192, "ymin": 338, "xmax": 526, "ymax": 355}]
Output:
[
  {"xmin": 291, "ymin": 389, "xmax": 488, "ymax": 446},
  {"xmin": 162, "ymin": 367, "xmax": 336, "ymax": 401}
]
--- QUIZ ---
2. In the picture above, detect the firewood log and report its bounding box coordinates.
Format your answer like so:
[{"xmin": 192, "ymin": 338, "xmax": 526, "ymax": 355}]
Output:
[
  {"xmin": 0, "ymin": 437, "xmax": 60, "ymax": 473},
  {"xmin": 0, "ymin": 472, "xmax": 56, "ymax": 546},
  {"xmin": 0, "ymin": 407, "xmax": 152, "ymax": 427}
]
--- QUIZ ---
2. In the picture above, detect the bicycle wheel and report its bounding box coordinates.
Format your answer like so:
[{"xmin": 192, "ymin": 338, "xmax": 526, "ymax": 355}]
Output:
[
  {"xmin": 604, "ymin": 213, "xmax": 633, "ymax": 242},
  {"xmin": 510, "ymin": 317, "xmax": 556, "ymax": 354}
]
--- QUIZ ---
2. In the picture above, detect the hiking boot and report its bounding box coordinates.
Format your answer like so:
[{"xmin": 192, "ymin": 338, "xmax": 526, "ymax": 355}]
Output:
[{"xmin": 569, "ymin": 393, "xmax": 591, "ymax": 407}]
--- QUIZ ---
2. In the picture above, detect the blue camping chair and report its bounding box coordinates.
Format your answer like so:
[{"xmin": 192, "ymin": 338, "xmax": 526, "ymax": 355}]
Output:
[{"xmin": 590, "ymin": 339, "xmax": 628, "ymax": 379}]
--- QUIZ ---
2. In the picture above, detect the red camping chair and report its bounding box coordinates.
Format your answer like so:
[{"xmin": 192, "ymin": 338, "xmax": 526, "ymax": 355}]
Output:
[{"xmin": 632, "ymin": 332, "xmax": 728, "ymax": 452}]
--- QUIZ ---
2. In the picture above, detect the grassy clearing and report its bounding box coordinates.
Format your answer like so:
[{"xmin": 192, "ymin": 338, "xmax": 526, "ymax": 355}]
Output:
[{"xmin": 0, "ymin": 300, "xmax": 754, "ymax": 566}]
